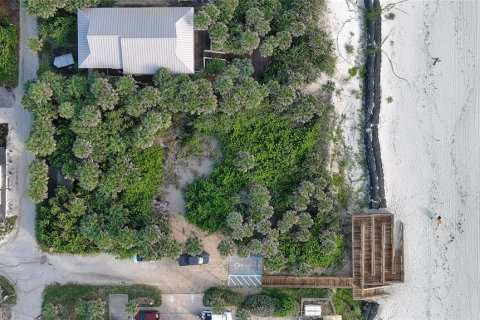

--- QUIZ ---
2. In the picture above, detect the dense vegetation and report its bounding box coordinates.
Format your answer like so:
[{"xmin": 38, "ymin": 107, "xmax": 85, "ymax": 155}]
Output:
[
  {"xmin": 25, "ymin": 0, "xmax": 350, "ymax": 274},
  {"xmin": 41, "ymin": 283, "xmax": 162, "ymax": 319},
  {"xmin": 0, "ymin": 7, "xmax": 18, "ymax": 88},
  {"xmin": 203, "ymin": 286, "xmax": 364, "ymax": 320},
  {"xmin": 184, "ymin": 0, "xmax": 346, "ymax": 274},
  {"xmin": 25, "ymin": 0, "xmax": 104, "ymax": 19},
  {"xmin": 26, "ymin": 70, "xmax": 191, "ymax": 259},
  {"xmin": 196, "ymin": 0, "xmax": 335, "ymax": 85}
]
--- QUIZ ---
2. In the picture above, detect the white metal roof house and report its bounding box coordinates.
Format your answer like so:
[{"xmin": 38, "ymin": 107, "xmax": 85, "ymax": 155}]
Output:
[{"xmin": 77, "ymin": 7, "xmax": 194, "ymax": 75}]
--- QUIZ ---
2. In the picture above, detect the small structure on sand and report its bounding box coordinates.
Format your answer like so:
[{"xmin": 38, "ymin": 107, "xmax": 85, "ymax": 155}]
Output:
[
  {"xmin": 301, "ymin": 298, "xmax": 340, "ymax": 319},
  {"xmin": 53, "ymin": 53, "xmax": 75, "ymax": 68}
]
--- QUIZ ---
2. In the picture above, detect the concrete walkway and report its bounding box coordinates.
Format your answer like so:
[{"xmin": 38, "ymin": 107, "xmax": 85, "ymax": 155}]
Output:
[{"xmin": 0, "ymin": 3, "xmax": 226, "ymax": 320}]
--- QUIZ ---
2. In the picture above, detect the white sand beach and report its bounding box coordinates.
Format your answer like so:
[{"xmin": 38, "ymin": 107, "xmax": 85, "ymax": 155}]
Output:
[{"xmin": 378, "ymin": 0, "xmax": 480, "ymax": 319}]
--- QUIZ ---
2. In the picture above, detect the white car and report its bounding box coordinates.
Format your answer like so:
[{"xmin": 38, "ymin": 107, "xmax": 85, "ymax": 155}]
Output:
[{"xmin": 201, "ymin": 311, "xmax": 232, "ymax": 320}]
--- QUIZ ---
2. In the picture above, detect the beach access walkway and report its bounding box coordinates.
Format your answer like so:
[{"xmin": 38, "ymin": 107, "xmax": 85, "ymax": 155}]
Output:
[{"xmin": 263, "ymin": 212, "xmax": 404, "ymax": 300}]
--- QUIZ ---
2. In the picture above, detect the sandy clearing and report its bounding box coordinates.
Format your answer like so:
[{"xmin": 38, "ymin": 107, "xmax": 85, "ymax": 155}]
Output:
[
  {"xmin": 326, "ymin": 0, "xmax": 366, "ymax": 200},
  {"xmin": 377, "ymin": 0, "xmax": 480, "ymax": 319}
]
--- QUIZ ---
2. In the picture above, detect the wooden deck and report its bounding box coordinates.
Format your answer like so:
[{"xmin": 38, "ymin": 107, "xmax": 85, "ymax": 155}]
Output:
[{"xmin": 351, "ymin": 213, "xmax": 404, "ymax": 299}]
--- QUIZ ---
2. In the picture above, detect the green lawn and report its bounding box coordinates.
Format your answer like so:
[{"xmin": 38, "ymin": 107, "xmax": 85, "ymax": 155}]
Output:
[
  {"xmin": 332, "ymin": 289, "xmax": 365, "ymax": 320},
  {"xmin": 0, "ymin": 3, "xmax": 18, "ymax": 89},
  {"xmin": 261, "ymin": 287, "xmax": 330, "ymax": 301},
  {"xmin": 42, "ymin": 283, "xmax": 162, "ymax": 319}
]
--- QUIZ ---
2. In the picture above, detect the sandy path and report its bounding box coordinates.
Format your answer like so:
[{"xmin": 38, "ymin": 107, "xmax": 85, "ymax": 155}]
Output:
[
  {"xmin": 326, "ymin": 0, "xmax": 365, "ymax": 199},
  {"xmin": 378, "ymin": 1, "xmax": 480, "ymax": 319}
]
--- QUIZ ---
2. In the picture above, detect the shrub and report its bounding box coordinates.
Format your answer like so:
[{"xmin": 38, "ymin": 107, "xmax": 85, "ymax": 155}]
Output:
[
  {"xmin": 39, "ymin": 15, "xmax": 76, "ymax": 47},
  {"xmin": 217, "ymin": 238, "xmax": 236, "ymax": 257},
  {"xmin": 348, "ymin": 67, "xmax": 358, "ymax": 77},
  {"xmin": 41, "ymin": 303, "xmax": 58, "ymax": 320},
  {"xmin": 345, "ymin": 43, "xmax": 354, "ymax": 54},
  {"xmin": 28, "ymin": 159, "xmax": 49, "ymax": 203},
  {"xmin": 274, "ymin": 297, "xmax": 299, "ymax": 317},
  {"xmin": 236, "ymin": 309, "xmax": 251, "ymax": 320},
  {"xmin": 27, "ymin": 36, "xmax": 44, "ymax": 52},
  {"xmin": 242, "ymin": 294, "xmax": 278, "ymax": 317},
  {"xmin": 185, "ymin": 235, "xmax": 203, "ymax": 256},
  {"xmin": 75, "ymin": 299, "xmax": 106, "ymax": 320},
  {"xmin": 206, "ymin": 58, "xmax": 226, "ymax": 75},
  {"xmin": 203, "ymin": 287, "xmax": 243, "ymax": 310},
  {"xmin": 333, "ymin": 289, "xmax": 366, "ymax": 320},
  {"xmin": 0, "ymin": 22, "xmax": 18, "ymax": 87}
]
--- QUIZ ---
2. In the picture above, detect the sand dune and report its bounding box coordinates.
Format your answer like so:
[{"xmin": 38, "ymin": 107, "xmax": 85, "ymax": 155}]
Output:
[{"xmin": 378, "ymin": 0, "xmax": 480, "ymax": 319}]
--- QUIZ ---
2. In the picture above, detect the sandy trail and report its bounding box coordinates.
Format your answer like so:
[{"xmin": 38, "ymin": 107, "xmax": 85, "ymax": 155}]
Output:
[{"xmin": 378, "ymin": 0, "xmax": 480, "ymax": 319}]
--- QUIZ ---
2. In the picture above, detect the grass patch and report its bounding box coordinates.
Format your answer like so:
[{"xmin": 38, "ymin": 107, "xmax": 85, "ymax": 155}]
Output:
[
  {"xmin": 42, "ymin": 283, "xmax": 162, "ymax": 319},
  {"xmin": 0, "ymin": 11, "xmax": 18, "ymax": 88},
  {"xmin": 0, "ymin": 216, "xmax": 17, "ymax": 239},
  {"xmin": 332, "ymin": 289, "xmax": 365, "ymax": 320},
  {"xmin": 0, "ymin": 275, "xmax": 16, "ymax": 305},
  {"xmin": 262, "ymin": 287, "xmax": 330, "ymax": 301}
]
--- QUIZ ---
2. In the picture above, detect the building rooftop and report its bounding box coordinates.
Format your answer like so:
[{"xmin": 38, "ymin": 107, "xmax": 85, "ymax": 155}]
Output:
[{"xmin": 77, "ymin": 7, "xmax": 194, "ymax": 74}]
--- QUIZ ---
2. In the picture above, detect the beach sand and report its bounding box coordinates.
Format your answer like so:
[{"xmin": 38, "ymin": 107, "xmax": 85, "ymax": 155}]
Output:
[{"xmin": 378, "ymin": 0, "xmax": 480, "ymax": 319}]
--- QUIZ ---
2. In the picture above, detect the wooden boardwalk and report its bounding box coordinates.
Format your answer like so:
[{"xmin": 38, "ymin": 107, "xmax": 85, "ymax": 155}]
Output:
[
  {"xmin": 262, "ymin": 213, "xmax": 404, "ymax": 300},
  {"xmin": 262, "ymin": 276, "xmax": 353, "ymax": 288}
]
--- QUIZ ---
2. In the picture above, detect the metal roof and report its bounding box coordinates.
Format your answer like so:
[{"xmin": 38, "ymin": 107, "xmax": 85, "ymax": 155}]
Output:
[{"xmin": 77, "ymin": 7, "xmax": 194, "ymax": 74}]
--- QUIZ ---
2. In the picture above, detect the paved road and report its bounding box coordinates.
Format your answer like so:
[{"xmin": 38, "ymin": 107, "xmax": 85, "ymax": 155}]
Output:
[
  {"xmin": 159, "ymin": 294, "xmax": 205, "ymax": 320},
  {"xmin": 0, "ymin": 3, "xmax": 226, "ymax": 320}
]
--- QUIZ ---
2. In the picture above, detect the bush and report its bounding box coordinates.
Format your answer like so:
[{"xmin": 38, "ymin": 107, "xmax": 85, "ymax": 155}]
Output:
[
  {"xmin": 0, "ymin": 275, "xmax": 16, "ymax": 305},
  {"xmin": 185, "ymin": 235, "xmax": 203, "ymax": 256},
  {"xmin": 75, "ymin": 299, "xmax": 106, "ymax": 320},
  {"xmin": 28, "ymin": 159, "xmax": 49, "ymax": 203},
  {"xmin": 242, "ymin": 294, "xmax": 278, "ymax": 317},
  {"xmin": 0, "ymin": 22, "xmax": 18, "ymax": 87},
  {"xmin": 274, "ymin": 296, "xmax": 299, "ymax": 317},
  {"xmin": 205, "ymin": 58, "xmax": 226, "ymax": 74},
  {"xmin": 236, "ymin": 309, "xmax": 251, "ymax": 320},
  {"xmin": 27, "ymin": 36, "xmax": 43, "ymax": 52},
  {"xmin": 333, "ymin": 289, "xmax": 366, "ymax": 320},
  {"xmin": 39, "ymin": 15, "xmax": 76, "ymax": 47},
  {"xmin": 203, "ymin": 287, "xmax": 243, "ymax": 310},
  {"xmin": 217, "ymin": 238, "xmax": 236, "ymax": 257}
]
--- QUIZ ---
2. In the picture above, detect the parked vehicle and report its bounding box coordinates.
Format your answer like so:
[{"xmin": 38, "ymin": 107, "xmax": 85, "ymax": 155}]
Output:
[
  {"xmin": 177, "ymin": 252, "xmax": 210, "ymax": 266},
  {"xmin": 135, "ymin": 310, "xmax": 160, "ymax": 320},
  {"xmin": 132, "ymin": 254, "xmax": 144, "ymax": 263},
  {"xmin": 200, "ymin": 310, "xmax": 232, "ymax": 320}
]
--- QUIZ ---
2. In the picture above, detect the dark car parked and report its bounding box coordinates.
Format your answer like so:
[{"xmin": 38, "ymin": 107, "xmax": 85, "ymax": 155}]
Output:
[
  {"xmin": 135, "ymin": 310, "xmax": 160, "ymax": 320},
  {"xmin": 178, "ymin": 252, "xmax": 210, "ymax": 266}
]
